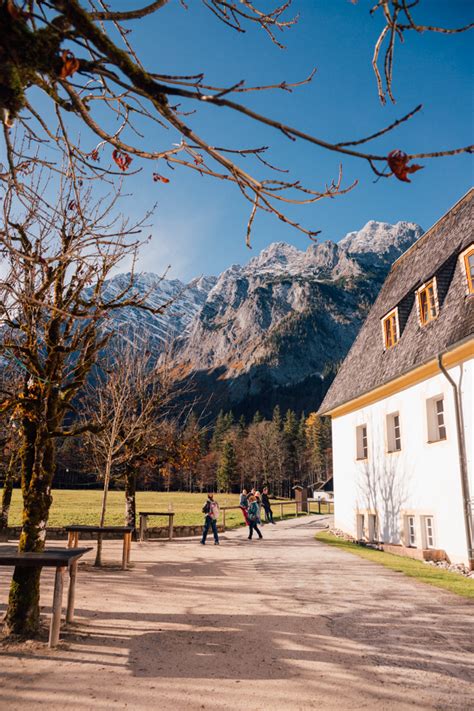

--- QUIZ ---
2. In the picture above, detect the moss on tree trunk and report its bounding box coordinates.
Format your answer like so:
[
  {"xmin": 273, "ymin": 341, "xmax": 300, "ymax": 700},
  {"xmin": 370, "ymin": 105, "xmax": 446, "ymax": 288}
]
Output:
[
  {"xmin": 4, "ymin": 414, "xmax": 55, "ymax": 637},
  {"xmin": 125, "ymin": 464, "xmax": 137, "ymax": 538},
  {"xmin": 0, "ymin": 451, "xmax": 18, "ymax": 534}
]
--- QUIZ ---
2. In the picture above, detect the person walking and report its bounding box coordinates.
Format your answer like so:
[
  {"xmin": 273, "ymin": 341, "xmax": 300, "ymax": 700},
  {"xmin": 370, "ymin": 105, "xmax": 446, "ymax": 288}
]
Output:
[
  {"xmin": 239, "ymin": 488, "xmax": 250, "ymax": 525},
  {"xmin": 247, "ymin": 495, "xmax": 263, "ymax": 540},
  {"xmin": 261, "ymin": 486, "xmax": 276, "ymax": 524},
  {"xmin": 200, "ymin": 492, "xmax": 220, "ymax": 545}
]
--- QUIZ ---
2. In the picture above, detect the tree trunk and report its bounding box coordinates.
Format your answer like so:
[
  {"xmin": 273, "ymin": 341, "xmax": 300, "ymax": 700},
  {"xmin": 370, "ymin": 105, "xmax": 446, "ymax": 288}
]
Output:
[
  {"xmin": 124, "ymin": 464, "xmax": 137, "ymax": 538},
  {"xmin": 95, "ymin": 455, "xmax": 112, "ymax": 566},
  {"xmin": 0, "ymin": 451, "xmax": 18, "ymax": 536},
  {"xmin": 4, "ymin": 423, "xmax": 54, "ymax": 636}
]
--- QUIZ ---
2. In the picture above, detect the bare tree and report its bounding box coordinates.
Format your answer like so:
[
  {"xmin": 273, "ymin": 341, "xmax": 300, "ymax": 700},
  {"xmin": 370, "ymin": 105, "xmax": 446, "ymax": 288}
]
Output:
[
  {"xmin": 0, "ymin": 165, "xmax": 169, "ymax": 636},
  {"xmin": 365, "ymin": 1, "xmax": 474, "ymax": 104},
  {"xmin": 0, "ymin": 365, "xmax": 22, "ymax": 536},
  {"xmin": 0, "ymin": 1, "xmax": 471, "ymax": 241},
  {"xmin": 81, "ymin": 335, "xmax": 177, "ymax": 563}
]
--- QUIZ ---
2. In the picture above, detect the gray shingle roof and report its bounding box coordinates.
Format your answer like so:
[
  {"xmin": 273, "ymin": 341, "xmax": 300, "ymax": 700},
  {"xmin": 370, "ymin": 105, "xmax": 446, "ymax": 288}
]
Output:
[{"xmin": 319, "ymin": 189, "xmax": 474, "ymax": 414}]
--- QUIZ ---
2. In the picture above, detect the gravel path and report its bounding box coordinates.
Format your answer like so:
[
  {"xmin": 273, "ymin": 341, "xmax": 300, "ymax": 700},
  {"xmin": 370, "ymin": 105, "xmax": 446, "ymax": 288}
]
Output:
[{"xmin": 1, "ymin": 515, "xmax": 473, "ymax": 711}]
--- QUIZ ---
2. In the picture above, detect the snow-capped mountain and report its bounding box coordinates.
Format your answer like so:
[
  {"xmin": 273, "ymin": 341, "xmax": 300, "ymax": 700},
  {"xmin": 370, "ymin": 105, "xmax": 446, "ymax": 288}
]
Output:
[
  {"xmin": 339, "ymin": 220, "xmax": 422, "ymax": 264},
  {"xmin": 102, "ymin": 220, "xmax": 423, "ymax": 418},
  {"xmin": 98, "ymin": 272, "xmax": 217, "ymax": 348}
]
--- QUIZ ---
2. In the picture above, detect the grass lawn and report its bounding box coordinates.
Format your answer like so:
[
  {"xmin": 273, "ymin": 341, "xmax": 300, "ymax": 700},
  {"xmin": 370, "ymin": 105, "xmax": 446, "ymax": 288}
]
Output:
[
  {"xmin": 6, "ymin": 490, "xmax": 321, "ymax": 529},
  {"xmin": 316, "ymin": 531, "xmax": 474, "ymax": 600},
  {"xmin": 6, "ymin": 490, "xmax": 242, "ymax": 528}
]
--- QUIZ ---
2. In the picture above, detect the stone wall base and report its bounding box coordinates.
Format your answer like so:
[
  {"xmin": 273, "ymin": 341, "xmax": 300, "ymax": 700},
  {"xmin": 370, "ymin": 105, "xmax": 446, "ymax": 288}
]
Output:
[{"xmin": 382, "ymin": 543, "xmax": 448, "ymax": 562}]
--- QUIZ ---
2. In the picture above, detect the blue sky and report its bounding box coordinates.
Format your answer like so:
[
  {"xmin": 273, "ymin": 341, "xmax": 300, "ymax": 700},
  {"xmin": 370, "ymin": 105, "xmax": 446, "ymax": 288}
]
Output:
[{"xmin": 5, "ymin": 1, "xmax": 474, "ymax": 280}]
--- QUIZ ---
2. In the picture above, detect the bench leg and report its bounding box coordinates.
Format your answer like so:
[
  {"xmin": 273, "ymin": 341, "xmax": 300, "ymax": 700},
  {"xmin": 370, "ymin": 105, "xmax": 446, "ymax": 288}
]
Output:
[
  {"xmin": 66, "ymin": 561, "xmax": 77, "ymax": 623},
  {"xmin": 169, "ymin": 515, "xmax": 174, "ymax": 541},
  {"xmin": 122, "ymin": 533, "xmax": 130, "ymax": 570},
  {"xmin": 49, "ymin": 567, "xmax": 65, "ymax": 648},
  {"xmin": 68, "ymin": 532, "xmax": 79, "ymax": 549},
  {"xmin": 126, "ymin": 531, "xmax": 132, "ymax": 565},
  {"xmin": 139, "ymin": 515, "xmax": 145, "ymax": 543}
]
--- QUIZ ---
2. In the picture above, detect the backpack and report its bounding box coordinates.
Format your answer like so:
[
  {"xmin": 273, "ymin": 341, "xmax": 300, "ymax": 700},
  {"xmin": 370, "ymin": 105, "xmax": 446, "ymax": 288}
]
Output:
[
  {"xmin": 202, "ymin": 500, "xmax": 210, "ymax": 514},
  {"xmin": 248, "ymin": 502, "xmax": 258, "ymax": 522}
]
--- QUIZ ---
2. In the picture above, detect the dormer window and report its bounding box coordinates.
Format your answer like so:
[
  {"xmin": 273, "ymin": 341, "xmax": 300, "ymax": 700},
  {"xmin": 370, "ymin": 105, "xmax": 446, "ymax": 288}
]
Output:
[
  {"xmin": 416, "ymin": 278, "xmax": 439, "ymax": 325},
  {"xmin": 382, "ymin": 308, "xmax": 399, "ymax": 349},
  {"xmin": 460, "ymin": 245, "xmax": 474, "ymax": 294}
]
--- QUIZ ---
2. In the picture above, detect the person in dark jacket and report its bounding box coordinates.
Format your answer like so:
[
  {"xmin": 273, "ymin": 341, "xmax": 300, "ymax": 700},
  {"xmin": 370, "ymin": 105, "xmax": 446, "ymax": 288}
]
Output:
[
  {"xmin": 200, "ymin": 493, "xmax": 220, "ymax": 545},
  {"xmin": 261, "ymin": 486, "xmax": 275, "ymax": 524},
  {"xmin": 247, "ymin": 495, "xmax": 263, "ymax": 540}
]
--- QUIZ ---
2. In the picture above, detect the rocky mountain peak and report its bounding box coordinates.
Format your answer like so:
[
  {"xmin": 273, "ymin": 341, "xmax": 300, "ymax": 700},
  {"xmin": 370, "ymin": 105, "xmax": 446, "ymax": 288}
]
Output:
[
  {"xmin": 339, "ymin": 220, "xmax": 423, "ymax": 256},
  {"xmin": 246, "ymin": 241, "xmax": 301, "ymax": 273}
]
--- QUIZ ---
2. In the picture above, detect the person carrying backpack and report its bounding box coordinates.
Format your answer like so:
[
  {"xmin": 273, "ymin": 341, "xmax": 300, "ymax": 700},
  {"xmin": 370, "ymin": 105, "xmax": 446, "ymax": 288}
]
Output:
[
  {"xmin": 247, "ymin": 495, "xmax": 263, "ymax": 540},
  {"xmin": 239, "ymin": 488, "xmax": 250, "ymax": 525},
  {"xmin": 200, "ymin": 493, "xmax": 220, "ymax": 545}
]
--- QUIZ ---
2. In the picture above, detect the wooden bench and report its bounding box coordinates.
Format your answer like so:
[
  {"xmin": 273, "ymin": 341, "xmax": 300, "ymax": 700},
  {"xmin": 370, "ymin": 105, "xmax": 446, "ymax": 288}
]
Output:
[
  {"xmin": 138, "ymin": 512, "xmax": 174, "ymax": 542},
  {"xmin": 65, "ymin": 526, "xmax": 133, "ymax": 570},
  {"xmin": 0, "ymin": 546, "xmax": 92, "ymax": 647}
]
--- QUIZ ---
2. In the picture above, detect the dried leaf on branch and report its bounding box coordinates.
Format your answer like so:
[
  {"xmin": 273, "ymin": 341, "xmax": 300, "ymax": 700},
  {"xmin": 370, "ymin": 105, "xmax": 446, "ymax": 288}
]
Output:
[{"xmin": 387, "ymin": 150, "xmax": 423, "ymax": 183}]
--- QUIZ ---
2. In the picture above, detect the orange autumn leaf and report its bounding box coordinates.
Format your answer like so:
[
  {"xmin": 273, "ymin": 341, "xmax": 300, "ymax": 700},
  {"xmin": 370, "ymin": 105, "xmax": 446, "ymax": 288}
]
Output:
[
  {"xmin": 387, "ymin": 150, "xmax": 423, "ymax": 183},
  {"xmin": 59, "ymin": 50, "xmax": 80, "ymax": 79},
  {"xmin": 112, "ymin": 149, "xmax": 132, "ymax": 171},
  {"xmin": 153, "ymin": 173, "xmax": 170, "ymax": 183}
]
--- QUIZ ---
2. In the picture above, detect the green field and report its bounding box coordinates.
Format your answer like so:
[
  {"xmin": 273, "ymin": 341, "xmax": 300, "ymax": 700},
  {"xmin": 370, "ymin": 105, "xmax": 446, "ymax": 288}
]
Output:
[
  {"xmin": 316, "ymin": 531, "xmax": 474, "ymax": 599},
  {"xmin": 6, "ymin": 490, "xmax": 330, "ymax": 529},
  {"xmin": 7, "ymin": 490, "xmax": 244, "ymax": 529}
]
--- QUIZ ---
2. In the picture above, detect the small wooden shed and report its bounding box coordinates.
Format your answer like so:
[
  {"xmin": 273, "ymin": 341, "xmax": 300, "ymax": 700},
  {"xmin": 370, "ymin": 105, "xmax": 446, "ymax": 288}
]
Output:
[{"xmin": 292, "ymin": 485, "xmax": 309, "ymax": 513}]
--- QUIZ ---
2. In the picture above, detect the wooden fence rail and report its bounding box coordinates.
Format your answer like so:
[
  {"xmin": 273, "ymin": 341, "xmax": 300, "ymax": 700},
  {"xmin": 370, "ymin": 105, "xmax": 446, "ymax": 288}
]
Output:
[{"xmin": 219, "ymin": 499, "xmax": 333, "ymax": 531}]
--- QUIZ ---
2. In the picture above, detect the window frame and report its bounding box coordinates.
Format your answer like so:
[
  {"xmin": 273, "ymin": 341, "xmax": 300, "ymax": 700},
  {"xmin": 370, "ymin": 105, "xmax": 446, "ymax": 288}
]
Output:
[
  {"xmin": 426, "ymin": 395, "xmax": 447, "ymax": 443},
  {"xmin": 367, "ymin": 513, "xmax": 378, "ymax": 543},
  {"xmin": 381, "ymin": 307, "xmax": 400, "ymax": 350},
  {"xmin": 356, "ymin": 424, "xmax": 368, "ymax": 461},
  {"xmin": 422, "ymin": 515, "xmax": 436, "ymax": 549},
  {"xmin": 356, "ymin": 513, "xmax": 366, "ymax": 541},
  {"xmin": 405, "ymin": 515, "xmax": 417, "ymax": 547},
  {"xmin": 459, "ymin": 244, "xmax": 474, "ymax": 295},
  {"xmin": 386, "ymin": 411, "xmax": 402, "ymax": 453},
  {"xmin": 416, "ymin": 277, "xmax": 439, "ymax": 326}
]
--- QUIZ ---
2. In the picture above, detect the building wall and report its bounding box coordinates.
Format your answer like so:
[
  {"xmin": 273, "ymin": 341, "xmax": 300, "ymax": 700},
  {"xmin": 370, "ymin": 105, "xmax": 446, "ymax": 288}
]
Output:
[{"xmin": 332, "ymin": 356, "xmax": 473, "ymax": 565}]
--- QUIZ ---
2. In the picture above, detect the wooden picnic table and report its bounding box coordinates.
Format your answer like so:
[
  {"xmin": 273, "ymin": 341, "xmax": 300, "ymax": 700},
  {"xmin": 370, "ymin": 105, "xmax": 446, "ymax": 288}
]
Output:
[
  {"xmin": 138, "ymin": 511, "xmax": 174, "ymax": 542},
  {"xmin": 0, "ymin": 546, "xmax": 92, "ymax": 647},
  {"xmin": 65, "ymin": 526, "xmax": 133, "ymax": 570}
]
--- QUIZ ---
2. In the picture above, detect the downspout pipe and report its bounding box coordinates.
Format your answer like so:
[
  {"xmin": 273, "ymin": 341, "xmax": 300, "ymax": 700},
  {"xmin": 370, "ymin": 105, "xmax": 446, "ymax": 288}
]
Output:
[{"xmin": 437, "ymin": 353, "xmax": 474, "ymax": 569}]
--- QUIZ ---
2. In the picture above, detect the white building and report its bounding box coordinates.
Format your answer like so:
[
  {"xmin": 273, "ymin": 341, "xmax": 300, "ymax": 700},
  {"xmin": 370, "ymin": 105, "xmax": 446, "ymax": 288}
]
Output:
[{"xmin": 320, "ymin": 190, "xmax": 474, "ymax": 568}]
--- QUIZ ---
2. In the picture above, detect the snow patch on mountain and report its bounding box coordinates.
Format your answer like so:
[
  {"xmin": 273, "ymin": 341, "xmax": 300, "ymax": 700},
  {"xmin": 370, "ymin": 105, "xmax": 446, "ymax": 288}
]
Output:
[{"xmin": 99, "ymin": 271, "xmax": 217, "ymax": 347}]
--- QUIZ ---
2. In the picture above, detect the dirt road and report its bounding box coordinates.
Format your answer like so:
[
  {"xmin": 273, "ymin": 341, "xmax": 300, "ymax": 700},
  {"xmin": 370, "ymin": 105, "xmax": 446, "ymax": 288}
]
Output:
[{"xmin": 1, "ymin": 515, "xmax": 473, "ymax": 710}]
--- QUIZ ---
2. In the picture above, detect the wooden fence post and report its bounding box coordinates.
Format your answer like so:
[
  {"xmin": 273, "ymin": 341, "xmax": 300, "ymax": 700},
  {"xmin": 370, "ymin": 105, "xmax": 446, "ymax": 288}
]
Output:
[
  {"xmin": 49, "ymin": 567, "xmax": 65, "ymax": 648},
  {"xmin": 222, "ymin": 508, "xmax": 226, "ymax": 531},
  {"xmin": 66, "ymin": 562, "xmax": 77, "ymax": 623}
]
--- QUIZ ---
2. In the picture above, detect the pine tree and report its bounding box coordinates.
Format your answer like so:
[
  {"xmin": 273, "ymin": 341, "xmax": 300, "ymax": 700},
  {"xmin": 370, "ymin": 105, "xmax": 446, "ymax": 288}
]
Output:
[
  {"xmin": 272, "ymin": 405, "xmax": 282, "ymax": 431},
  {"xmin": 252, "ymin": 410, "xmax": 263, "ymax": 425},
  {"xmin": 217, "ymin": 439, "xmax": 237, "ymax": 493},
  {"xmin": 210, "ymin": 410, "xmax": 229, "ymax": 453},
  {"xmin": 306, "ymin": 413, "xmax": 329, "ymax": 482},
  {"xmin": 283, "ymin": 409, "xmax": 298, "ymax": 493}
]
